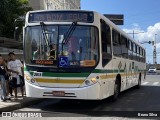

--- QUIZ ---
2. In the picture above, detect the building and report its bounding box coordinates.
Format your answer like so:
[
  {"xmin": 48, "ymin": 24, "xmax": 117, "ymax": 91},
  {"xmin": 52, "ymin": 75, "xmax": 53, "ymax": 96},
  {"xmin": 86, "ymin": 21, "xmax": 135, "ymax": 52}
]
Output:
[{"xmin": 29, "ymin": 0, "xmax": 81, "ymax": 10}]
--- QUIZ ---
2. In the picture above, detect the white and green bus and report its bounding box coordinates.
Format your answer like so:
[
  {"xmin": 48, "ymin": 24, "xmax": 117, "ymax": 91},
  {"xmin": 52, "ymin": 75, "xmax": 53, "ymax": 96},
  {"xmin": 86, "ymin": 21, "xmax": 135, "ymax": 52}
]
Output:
[{"xmin": 24, "ymin": 10, "xmax": 146, "ymax": 100}]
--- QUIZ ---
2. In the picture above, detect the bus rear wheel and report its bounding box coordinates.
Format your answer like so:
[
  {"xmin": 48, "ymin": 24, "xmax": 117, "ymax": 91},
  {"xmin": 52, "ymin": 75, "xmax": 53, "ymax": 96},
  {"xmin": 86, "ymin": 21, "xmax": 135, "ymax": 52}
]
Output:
[{"xmin": 111, "ymin": 79, "xmax": 120, "ymax": 102}]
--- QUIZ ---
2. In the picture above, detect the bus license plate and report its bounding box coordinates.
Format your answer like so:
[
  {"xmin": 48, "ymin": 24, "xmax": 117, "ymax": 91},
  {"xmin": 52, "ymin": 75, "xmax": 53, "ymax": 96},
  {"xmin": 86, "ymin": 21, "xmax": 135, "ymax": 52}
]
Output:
[{"xmin": 52, "ymin": 91, "xmax": 65, "ymax": 96}]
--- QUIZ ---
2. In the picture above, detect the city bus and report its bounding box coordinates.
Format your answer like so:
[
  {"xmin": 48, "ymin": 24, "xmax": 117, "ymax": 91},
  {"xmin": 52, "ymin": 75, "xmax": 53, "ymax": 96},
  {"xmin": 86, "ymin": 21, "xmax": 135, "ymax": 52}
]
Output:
[{"xmin": 24, "ymin": 10, "xmax": 146, "ymax": 100}]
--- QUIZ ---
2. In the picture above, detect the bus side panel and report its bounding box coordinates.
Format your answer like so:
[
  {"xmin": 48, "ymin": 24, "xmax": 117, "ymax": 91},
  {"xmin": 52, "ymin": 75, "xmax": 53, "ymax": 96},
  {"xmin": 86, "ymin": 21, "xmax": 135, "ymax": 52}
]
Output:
[{"xmin": 100, "ymin": 78, "xmax": 115, "ymax": 99}]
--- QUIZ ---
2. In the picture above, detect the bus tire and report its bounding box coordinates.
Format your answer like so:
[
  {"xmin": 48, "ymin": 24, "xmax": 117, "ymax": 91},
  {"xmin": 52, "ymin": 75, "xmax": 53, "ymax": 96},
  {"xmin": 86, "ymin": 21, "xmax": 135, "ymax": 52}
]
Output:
[
  {"xmin": 111, "ymin": 78, "xmax": 120, "ymax": 102},
  {"xmin": 136, "ymin": 73, "xmax": 141, "ymax": 89}
]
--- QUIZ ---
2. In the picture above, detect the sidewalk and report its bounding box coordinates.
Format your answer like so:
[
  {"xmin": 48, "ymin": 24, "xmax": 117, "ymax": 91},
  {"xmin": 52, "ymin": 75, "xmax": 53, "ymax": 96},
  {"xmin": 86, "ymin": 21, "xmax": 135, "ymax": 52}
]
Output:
[{"xmin": 0, "ymin": 91, "xmax": 43, "ymax": 112}]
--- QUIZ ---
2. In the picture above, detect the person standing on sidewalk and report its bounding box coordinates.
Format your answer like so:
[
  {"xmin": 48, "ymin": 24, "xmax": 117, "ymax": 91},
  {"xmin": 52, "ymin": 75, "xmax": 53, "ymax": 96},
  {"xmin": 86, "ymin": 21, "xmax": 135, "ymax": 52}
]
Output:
[
  {"xmin": 3, "ymin": 59, "xmax": 13, "ymax": 97},
  {"xmin": 7, "ymin": 52, "xmax": 24, "ymax": 99},
  {"xmin": 7, "ymin": 58, "xmax": 14, "ymax": 96},
  {"xmin": 0, "ymin": 55, "xmax": 8, "ymax": 101}
]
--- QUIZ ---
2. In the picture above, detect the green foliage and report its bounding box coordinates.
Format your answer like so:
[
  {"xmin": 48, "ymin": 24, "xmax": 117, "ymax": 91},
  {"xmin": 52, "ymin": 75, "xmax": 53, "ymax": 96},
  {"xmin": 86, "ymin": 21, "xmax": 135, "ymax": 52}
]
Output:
[{"xmin": 0, "ymin": 0, "xmax": 32, "ymax": 38}]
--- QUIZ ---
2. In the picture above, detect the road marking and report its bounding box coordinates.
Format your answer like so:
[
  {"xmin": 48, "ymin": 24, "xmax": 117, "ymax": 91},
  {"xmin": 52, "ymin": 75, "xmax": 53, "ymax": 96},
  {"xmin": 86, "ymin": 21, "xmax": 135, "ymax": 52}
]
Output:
[
  {"xmin": 142, "ymin": 81, "xmax": 160, "ymax": 86},
  {"xmin": 152, "ymin": 82, "xmax": 159, "ymax": 86},
  {"xmin": 142, "ymin": 82, "xmax": 149, "ymax": 85}
]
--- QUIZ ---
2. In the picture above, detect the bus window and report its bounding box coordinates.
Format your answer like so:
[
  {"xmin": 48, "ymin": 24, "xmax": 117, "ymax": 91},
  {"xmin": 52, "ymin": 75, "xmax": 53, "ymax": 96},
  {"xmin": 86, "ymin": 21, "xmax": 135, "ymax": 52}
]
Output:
[
  {"xmin": 128, "ymin": 40, "xmax": 133, "ymax": 60},
  {"xmin": 121, "ymin": 35, "xmax": 128, "ymax": 58},
  {"xmin": 142, "ymin": 49, "xmax": 145, "ymax": 62},
  {"xmin": 137, "ymin": 46, "xmax": 140, "ymax": 61},
  {"xmin": 112, "ymin": 29, "xmax": 121, "ymax": 57},
  {"xmin": 143, "ymin": 49, "xmax": 146, "ymax": 62},
  {"xmin": 138, "ymin": 46, "xmax": 141, "ymax": 61},
  {"xmin": 132, "ymin": 43, "xmax": 135, "ymax": 60},
  {"xmin": 100, "ymin": 19, "xmax": 112, "ymax": 67},
  {"xmin": 139, "ymin": 47, "xmax": 142, "ymax": 62}
]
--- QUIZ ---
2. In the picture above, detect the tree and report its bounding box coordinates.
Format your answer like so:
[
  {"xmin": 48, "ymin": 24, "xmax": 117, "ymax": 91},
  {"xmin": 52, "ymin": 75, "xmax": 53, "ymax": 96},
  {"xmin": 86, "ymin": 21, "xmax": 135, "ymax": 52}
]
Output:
[{"xmin": 0, "ymin": 0, "xmax": 32, "ymax": 39}]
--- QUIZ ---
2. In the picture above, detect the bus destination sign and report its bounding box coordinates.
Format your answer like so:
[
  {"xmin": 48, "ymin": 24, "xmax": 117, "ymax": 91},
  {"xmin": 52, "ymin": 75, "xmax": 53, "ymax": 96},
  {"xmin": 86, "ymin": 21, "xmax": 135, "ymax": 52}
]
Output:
[{"xmin": 28, "ymin": 11, "xmax": 94, "ymax": 23}]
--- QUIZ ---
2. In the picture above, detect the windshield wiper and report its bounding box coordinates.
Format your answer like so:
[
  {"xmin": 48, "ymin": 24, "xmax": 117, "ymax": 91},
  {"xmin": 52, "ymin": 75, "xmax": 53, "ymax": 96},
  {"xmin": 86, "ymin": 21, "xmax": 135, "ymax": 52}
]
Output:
[
  {"xmin": 62, "ymin": 21, "xmax": 77, "ymax": 44},
  {"xmin": 40, "ymin": 22, "xmax": 49, "ymax": 46},
  {"xmin": 61, "ymin": 21, "xmax": 77, "ymax": 55}
]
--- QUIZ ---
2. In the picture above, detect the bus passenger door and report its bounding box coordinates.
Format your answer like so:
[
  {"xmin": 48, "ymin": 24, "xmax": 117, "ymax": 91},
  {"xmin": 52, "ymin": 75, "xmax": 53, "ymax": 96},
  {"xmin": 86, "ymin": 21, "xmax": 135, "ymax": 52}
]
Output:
[
  {"xmin": 100, "ymin": 19, "xmax": 112, "ymax": 67},
  {"xmin": 100, "ymin": 19, "xmax": 113, "ymax": 98}
]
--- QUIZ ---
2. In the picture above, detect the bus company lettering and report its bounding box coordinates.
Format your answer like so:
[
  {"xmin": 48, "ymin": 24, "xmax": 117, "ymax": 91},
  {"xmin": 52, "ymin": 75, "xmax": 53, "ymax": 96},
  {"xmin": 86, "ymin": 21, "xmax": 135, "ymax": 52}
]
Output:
[
  {"xmin": 34, "ymin": 13, "xmax": 88, "ymax": 22},
  {"xmin": 68, "ymin": 13, "xmax": 88, "ymax": 22},
  {"xmin": 34, "ymin": 14, "xmax": 63, "ymax": 21},
  {"xmin": 35, "ymin": 60, "xmax": 53, "ymax": 65},
  {"xmin": 46, "ymin": 14, "xmax": 63, "ymax": 21}
]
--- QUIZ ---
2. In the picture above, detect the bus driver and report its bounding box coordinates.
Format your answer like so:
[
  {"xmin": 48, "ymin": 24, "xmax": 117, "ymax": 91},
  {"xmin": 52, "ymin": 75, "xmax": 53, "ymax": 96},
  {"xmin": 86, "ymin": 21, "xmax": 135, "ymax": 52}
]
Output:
[{"xmin": 48, "ymin": 43, "xmax": 57, "ymax": 60}]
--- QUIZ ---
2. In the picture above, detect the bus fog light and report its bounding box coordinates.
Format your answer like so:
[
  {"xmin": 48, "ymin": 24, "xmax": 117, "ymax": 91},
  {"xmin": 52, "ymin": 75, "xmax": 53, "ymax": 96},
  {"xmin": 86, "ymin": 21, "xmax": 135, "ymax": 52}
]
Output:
[
  {"xmin": 85, "ymin": 80, "xmax": 90, "ymax": 85},
  {"xmin": 31, "ymin": 79, "xmax": 36, "ymax": 83}
]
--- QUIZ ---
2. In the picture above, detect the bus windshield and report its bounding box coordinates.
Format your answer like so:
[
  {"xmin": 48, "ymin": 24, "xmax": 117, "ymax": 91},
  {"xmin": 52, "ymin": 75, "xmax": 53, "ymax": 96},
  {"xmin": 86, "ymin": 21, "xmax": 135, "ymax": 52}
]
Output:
[{"xmin": 24, "ymin": 25, "xmax": 99, "ymax": 68}]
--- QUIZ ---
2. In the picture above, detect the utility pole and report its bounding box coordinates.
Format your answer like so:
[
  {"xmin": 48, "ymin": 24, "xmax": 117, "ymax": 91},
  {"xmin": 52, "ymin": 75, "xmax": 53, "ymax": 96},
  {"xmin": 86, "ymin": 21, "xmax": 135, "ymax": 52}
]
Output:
[
  {"xmin": 133, "ymin": 30, "xmax": 135, "ymax": 39},
  {"xmin": 128, "ymin": 30, "xmax": 144, "ymax": 39},
  {"xmin": 153, "ymin": 34, "xmax": 157, "ymax": 66}
]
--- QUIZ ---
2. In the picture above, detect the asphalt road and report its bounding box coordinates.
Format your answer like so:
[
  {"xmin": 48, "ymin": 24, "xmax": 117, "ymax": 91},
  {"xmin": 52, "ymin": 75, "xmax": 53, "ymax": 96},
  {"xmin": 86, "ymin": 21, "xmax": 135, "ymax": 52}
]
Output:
[{"xmin": 13, "ymin": 75, "xmax": 160, "ymax": 119}]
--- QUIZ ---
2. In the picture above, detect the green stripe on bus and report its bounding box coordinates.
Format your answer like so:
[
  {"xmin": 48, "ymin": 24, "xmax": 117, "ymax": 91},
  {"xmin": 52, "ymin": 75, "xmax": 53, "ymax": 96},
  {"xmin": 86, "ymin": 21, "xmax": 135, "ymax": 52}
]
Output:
[
  {"xmin": 29, "ymin": 71, "xmax": 90, "ymax": 77},
  {"xmin": 92, "ymin": 69, "xmax": 113, "ymax": 73},
  {"xmin": 24, "ymin": 67, "xmax": 145, "ymax": 77}
]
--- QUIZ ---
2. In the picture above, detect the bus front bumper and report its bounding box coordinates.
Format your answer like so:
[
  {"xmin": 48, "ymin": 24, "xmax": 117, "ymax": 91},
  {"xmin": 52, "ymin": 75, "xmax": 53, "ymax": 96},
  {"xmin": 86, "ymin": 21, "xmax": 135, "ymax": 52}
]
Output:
[{"xmin": 25, "ymin": 81, "xmax": 101, "ymax": 100}]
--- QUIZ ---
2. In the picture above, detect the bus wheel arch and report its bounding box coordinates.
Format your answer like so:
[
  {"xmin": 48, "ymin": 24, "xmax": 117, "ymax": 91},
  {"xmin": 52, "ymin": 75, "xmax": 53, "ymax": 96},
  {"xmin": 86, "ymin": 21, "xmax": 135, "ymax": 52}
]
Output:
[{"xmin": 111, "ymin": 74, "xmax": 121, "ymax": 102}]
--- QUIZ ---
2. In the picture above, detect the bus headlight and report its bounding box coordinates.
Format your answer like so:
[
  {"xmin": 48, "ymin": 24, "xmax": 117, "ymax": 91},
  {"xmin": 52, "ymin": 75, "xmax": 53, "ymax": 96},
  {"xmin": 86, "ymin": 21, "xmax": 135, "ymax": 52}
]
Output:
[
  {"xmin": 25, "ymin": 73, "xmax": 31, "ymax": 81},
  {"xmin": 26, "ymin": 75, "xmax": 31, "ymax": 80},
  {"xmin": 24, "ymin": 72, "xmax": 39, "ymax": 86},
  {"xmin": 84, "ymin": 78, "xmax": 97, "ymax": 86}
]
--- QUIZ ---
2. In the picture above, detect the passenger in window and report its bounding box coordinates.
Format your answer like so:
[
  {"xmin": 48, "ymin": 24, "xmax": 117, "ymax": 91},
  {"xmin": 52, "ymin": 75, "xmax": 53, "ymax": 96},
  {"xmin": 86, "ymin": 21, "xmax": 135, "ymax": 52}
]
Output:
[
  {"xmin": 48, "ymin": 43, "xmax": 57, "ymax": 60},
  {"xmin": 33, "ymin": 46, "xmax": 47, "ymax": 60}
]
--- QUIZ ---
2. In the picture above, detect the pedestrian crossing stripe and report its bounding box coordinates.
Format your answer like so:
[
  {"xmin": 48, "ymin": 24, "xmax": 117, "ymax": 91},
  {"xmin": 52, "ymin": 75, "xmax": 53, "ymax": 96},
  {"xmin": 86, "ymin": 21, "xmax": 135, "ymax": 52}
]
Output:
[
  {"xmin": 142, "ymin": 82, "xmax": 149, "ymax": 85},
  {"xmin": 152, "ymin": 82, "xmax": 159, "ymax": 85},
  {"xmin": 142, "ymin": 82, "xmax": 160, "ymax": 86}
]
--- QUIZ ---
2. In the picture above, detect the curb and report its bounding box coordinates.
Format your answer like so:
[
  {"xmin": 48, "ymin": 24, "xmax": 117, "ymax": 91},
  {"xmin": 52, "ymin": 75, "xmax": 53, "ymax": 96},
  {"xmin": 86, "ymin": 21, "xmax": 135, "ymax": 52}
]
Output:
[{"xmin": 0, "ymin": 97, "xmax": 44, "ymax": 112}]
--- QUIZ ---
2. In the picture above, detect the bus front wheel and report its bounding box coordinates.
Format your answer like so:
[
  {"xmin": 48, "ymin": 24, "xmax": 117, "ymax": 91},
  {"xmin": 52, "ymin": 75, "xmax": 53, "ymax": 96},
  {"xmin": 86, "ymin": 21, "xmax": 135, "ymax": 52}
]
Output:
[{"xmin": 111, "ymin": 79, "xmax": 120, "ymax": 102}]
